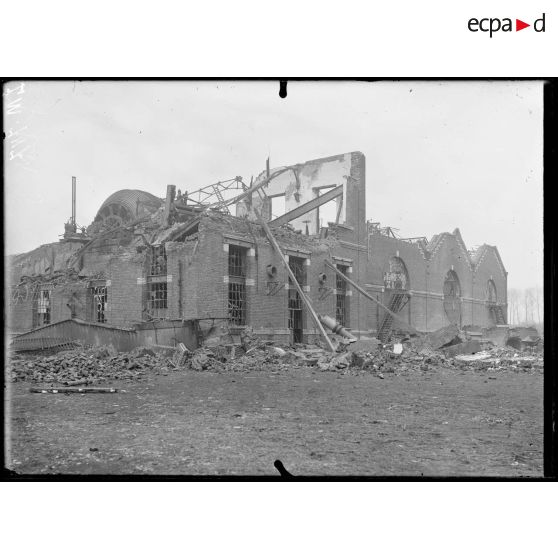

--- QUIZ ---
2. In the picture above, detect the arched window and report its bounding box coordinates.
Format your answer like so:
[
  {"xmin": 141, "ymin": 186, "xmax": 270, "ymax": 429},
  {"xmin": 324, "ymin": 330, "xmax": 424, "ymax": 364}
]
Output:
[
  {"xmin": 383, "ymin": 257, "xmax": 410, "ymax": 290},
  {"xmin": 443, "ymin": 270, "xmax": 461, "ymax": 325},
  {"xmin": 487, "ymin": 279, "xmax": 497, "ymax": 303}
]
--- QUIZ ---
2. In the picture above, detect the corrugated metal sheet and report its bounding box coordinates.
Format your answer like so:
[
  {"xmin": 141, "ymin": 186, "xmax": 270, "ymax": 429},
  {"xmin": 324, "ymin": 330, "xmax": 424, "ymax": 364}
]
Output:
[{"xmin": 11, "ymin": 318, "xmax": 199, "ymax": 353}]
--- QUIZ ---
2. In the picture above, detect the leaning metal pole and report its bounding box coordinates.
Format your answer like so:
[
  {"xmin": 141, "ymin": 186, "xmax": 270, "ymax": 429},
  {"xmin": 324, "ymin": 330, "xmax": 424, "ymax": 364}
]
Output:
[
  {"xmin": 256, "ymin": 213, "xmax": 336, "ymax": 352},
  {"xmin": 324, "ymin": 259, "xmax": 418, "ymax": 334}
]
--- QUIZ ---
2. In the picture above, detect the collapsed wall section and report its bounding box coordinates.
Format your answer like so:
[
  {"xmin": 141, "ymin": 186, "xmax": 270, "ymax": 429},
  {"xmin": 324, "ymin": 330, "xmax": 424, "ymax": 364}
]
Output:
[{"xmin": 237, "ymin": 152, "xmax": 366, "ymax": 243}]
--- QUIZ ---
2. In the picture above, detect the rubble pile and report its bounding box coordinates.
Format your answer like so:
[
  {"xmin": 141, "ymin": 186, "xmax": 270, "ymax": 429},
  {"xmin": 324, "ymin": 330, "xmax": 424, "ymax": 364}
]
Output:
[
  {"xmin": 8, "ymin": 325, "xmax": 543, "ymax": 384},
  {"xmin": 188, "ymin": 320, "xmax": 544, "ymax": 375},
  {"xmin": 157, "ymin": 335, "xmax": 543, "ymax": 376},
  {"xmin": 8, "ymin": 346, "xmax": 172, "ymax": 385}
]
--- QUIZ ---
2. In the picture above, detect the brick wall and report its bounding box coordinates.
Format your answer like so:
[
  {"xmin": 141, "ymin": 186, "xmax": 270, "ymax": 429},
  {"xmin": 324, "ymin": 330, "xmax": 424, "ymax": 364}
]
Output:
[{"xmin": 6, "ymin": 152, "xmax": 509, "ymax": 339}]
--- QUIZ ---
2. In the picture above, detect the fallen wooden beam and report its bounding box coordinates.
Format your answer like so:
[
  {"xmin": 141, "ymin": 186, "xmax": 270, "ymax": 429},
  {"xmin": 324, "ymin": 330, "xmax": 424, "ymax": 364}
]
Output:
[
  {"xmin": 269, "ymin": 184, "xmax": 343, "ymax": 228},
  {"xmin": 30, "ymin": 387, "xmax": 124, "ymax": 394}
]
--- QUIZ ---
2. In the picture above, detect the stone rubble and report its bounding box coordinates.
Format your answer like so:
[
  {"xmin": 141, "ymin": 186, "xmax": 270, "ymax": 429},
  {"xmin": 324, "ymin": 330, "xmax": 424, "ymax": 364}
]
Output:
[
  {"xmin": 7, "ymin": 326, "xmax": 543, "ymax": 386},
  {"xmin": 8, "ymin": 345, "xmax": 173, "ymax": 385}
]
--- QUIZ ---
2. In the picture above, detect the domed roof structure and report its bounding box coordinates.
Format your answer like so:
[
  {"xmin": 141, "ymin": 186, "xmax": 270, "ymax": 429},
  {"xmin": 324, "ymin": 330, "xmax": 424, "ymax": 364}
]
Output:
[{"xmin": 93, "ymin": 189, "xmax": 163, "ymax": 228}]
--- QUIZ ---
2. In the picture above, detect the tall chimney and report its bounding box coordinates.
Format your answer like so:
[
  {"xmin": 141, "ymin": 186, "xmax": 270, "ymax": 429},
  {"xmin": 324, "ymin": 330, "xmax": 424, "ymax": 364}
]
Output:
[{"xmin": 71, "ymin": 176, "xmax": 76, "ymax": 227}]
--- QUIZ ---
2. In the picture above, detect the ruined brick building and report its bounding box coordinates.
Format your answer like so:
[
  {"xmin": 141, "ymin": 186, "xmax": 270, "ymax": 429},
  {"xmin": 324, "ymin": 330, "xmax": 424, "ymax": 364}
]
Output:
[{"xmin": 7, "ymin": 152, "xmax": 508, "ymax": 349}]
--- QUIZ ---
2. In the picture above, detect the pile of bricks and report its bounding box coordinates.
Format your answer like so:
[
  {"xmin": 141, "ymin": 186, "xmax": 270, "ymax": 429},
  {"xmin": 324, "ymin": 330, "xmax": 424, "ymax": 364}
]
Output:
[{"xmin": 8, "ymin": 345, "xmax": 171, "ymax": 385}]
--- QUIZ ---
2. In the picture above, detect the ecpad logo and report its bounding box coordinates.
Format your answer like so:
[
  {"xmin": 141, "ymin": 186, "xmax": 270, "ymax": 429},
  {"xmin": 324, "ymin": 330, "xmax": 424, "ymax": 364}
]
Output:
[{"xmin": 468, "ymin": 13, "xmax": 546, "ymax": 37}]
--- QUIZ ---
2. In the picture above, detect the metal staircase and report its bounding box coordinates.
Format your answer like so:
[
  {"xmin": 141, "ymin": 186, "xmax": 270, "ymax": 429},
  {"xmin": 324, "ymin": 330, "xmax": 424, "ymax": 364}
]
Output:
[
  {"xmin": 488, "ymin": 303, "xmax": 506, "ymax": 325},
  {"xmin": 378, "ymin": 291, "xmax": 410, "ymax": 342}
]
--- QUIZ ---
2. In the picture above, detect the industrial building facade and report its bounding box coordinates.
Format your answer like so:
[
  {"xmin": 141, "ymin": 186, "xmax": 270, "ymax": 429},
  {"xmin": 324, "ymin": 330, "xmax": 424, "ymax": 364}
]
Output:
[{"xmin": 8, "ymin": 151, "xmax": 508, "ymax": 345}]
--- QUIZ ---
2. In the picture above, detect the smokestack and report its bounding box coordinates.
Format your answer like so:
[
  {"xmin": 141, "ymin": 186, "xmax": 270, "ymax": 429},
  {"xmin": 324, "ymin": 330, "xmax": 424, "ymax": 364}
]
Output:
[{"xmin": 71, "ymin": 176, "xmax": 76, "ymax": 227}]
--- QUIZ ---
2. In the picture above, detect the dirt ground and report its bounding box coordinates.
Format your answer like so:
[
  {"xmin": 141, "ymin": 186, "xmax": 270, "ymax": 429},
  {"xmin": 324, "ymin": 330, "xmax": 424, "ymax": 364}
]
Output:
[{"xmin": 5, "ymin": 364, "xmax": 543, "ymax": 476}]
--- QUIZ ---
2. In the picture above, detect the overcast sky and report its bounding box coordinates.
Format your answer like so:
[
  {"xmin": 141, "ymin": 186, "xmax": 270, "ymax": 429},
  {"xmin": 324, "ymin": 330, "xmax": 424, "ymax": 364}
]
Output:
[{"xmin": 4, "ymin": 80, "xmax": 543, "ymax": 290}]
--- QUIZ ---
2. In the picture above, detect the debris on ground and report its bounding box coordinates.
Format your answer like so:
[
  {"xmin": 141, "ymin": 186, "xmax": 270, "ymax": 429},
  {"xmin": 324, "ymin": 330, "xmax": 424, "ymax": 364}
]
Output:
[
  {"xmin": 8, "ymin": 345, "xmax": 173, "ymax": 385},
  {"xmin": 442, "ymin": 340, "xmax": 482, "ymax": 358},
  {"xmin": 345, "ymin": 338, "xmax": 381, "ymax": 354},
  {"xmin": 7, "ymin": 323, "xmax": 544, "ymax": 386},
  {"xmin": 30, "ymin": 387, "xmax": 123, "ymax": 394},
  {"xmin": 424, "ymin": 324, "xmax": 462, "ymax": 350}
]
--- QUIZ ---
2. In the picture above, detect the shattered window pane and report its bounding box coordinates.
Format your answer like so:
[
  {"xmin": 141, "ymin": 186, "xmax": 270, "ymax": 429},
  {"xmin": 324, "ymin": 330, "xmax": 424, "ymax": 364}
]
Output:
[
  {"xmin": 336, "ymin": 294, "xmax": 347, "ymax": 326},
  {"xmin": 228, "ymin": 245, "xmax": 246, "ymax": 277},
  {"xmin": 89, "ymin": 286, "xmax": 108, "ymax": 323},
  {"xmin": 228, "ymin": 282, "xmax": 246, "ymax": 325},
  {"xmin": 336, "ymin": 265, "xmax": 348, "ymax": 291},
  {"xmin": 288, "ymin": 257, "xmax": 305, "ymax": 339},
  {"xmin": 384, "ymin": 257, "xmax": 408, "ymax": 290},
  {"xmin": 32, "ymin": 286, "xmax": 51, "ymax": 327},
  {"xmin": 336, "ymin": 265, "xmax": 349, "ymax": 326},
  {"xmin": 149, "ymin": 281, "xmax": 168, "ymax": 309},
  {"xmin": 288, "ymin": 257, "xmax": 306, "ymax": 285},
  {"xmin": 150, "ymin": 245, "xmax": 167, "ymax": 276},
  {"xmin": 228, "ymin": 245, "xmax": 248, "ymax": 325},
  {"xmin": 288, "ymin": 291, "xmax": 303, "ymax": 330}
]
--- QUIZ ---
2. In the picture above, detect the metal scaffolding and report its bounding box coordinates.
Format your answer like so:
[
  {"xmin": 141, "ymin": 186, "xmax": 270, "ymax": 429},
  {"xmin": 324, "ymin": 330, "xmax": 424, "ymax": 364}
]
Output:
[{"xmin": 181, "ymin": 176, "xmax": 247, "ymax": 208}]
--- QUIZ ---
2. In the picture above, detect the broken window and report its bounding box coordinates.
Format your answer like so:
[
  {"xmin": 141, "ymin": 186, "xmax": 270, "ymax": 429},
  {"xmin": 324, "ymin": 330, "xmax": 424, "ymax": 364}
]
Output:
[
  {"xmin": 288, "ymin": 291, "xmax": 303, "ymax": 334},
  {"xmin": 148, "ymin": 279, "xmax": 168, "ymax": 310},
  {"xmin": 228, "ymin": 245, "xmax": 246, "ymax": 278},
  {"xmin": 384, "ymin": 257, "xmax": 408, "ymax": 290},
  {"xmin": 336, "ymin": 265, "xmax": 349, "ymax": 327},
  {"xmin": 32, "ymin": 286, "xmax": 51, "ymax": 327},
  {"xmin": 147, "ymin": 245, "xmax": 168, "ymax": 313},
  {"xmin": 288, "ymin": 257, "xmax": 306, "ymax": 342},
  {"xmin": 150, "ymin": 245, "xmax": 167, "ymax": 275},
  {"xmin": 228, "ymin": 245, "xmax": 247, "ymax": 325},
  {"xmin": 289, "ymin": 257, "xmax": 306, "ymax": 286},
  {"xmin": 88, "ymin": 285, "xmax": 108, "ymax": 323},
  {"xmin": 228, "ymin": 282, "xmax": 246, "ymax": 325}
]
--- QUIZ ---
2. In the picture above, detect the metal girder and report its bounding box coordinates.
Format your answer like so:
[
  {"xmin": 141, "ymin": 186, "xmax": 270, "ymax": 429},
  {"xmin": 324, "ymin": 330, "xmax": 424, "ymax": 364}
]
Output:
[{"xmin": 324, "ymin": 260, "xmax": 418, "ymax": 334}]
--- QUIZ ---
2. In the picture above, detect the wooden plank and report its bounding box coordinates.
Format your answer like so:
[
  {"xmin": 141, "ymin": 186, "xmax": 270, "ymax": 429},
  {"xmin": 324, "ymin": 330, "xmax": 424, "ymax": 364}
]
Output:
[
  {"xmin": 269, "ymin": 185, "xmax": 343, "ymax": 228},
  {"xmin": 30, "ymin": 387, "xmax": 123, "ymax": 394}
]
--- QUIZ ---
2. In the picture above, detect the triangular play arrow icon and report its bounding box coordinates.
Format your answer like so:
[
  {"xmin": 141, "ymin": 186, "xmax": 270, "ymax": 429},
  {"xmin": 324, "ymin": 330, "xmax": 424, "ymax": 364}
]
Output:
[{"xmin": 516, "ymin": 19, "xmax": 530, "ymax": 31}]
